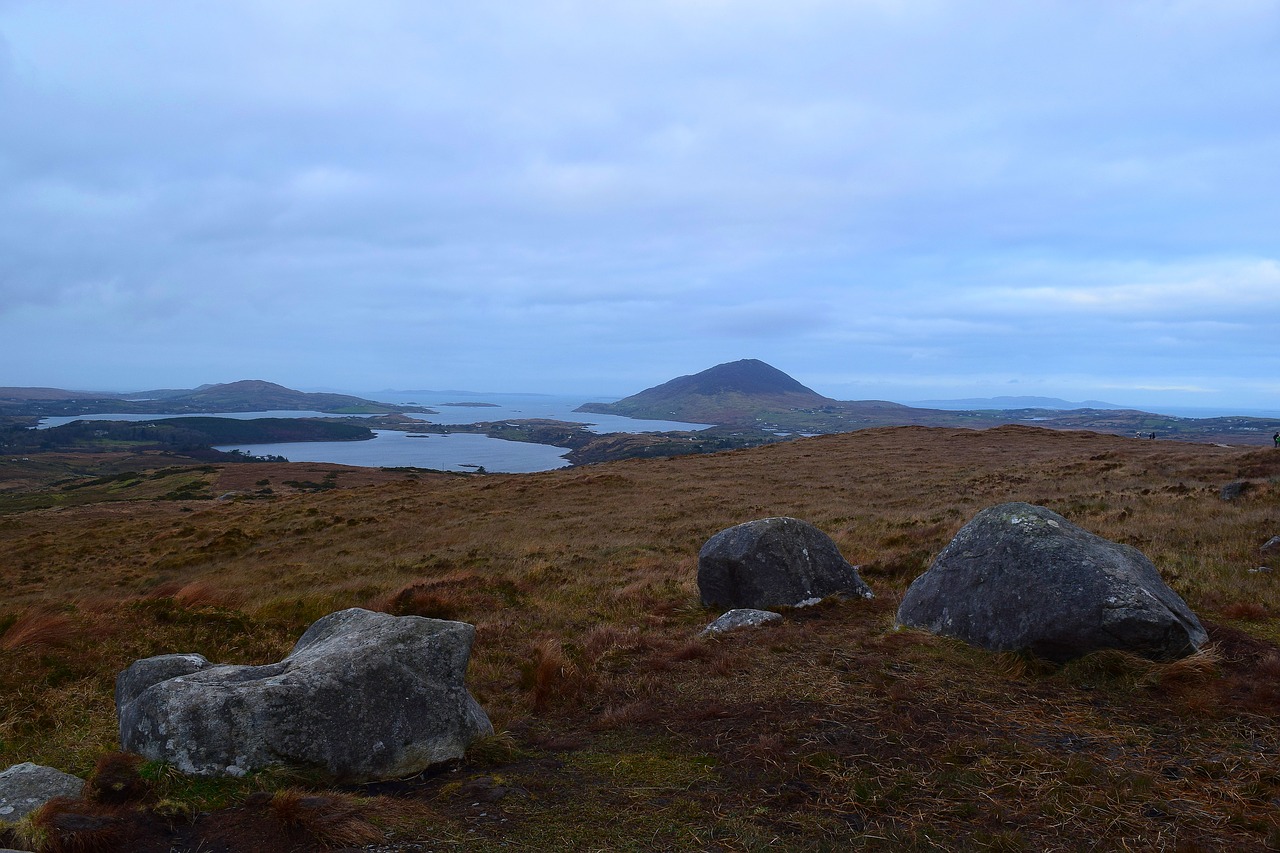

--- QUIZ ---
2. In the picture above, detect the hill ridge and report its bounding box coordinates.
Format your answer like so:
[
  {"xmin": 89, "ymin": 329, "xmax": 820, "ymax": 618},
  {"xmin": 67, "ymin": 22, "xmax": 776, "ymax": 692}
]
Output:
[{"xmin": 576, "ymin": 359, "xmax": 874, "ymax": 426}]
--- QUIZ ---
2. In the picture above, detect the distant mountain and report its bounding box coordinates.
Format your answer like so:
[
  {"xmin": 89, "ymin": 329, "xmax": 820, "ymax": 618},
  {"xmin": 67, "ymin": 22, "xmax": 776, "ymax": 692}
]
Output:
[
  {"xmin": 0, "ymin": 380, "xmax": 419, "ymax": 417},
  {"xmin": 910, "ymin": 396, "xmax": 1128, "ymax": 411},
  {"xmin": 160, "ymin": 380, "xmax": 394, "ymax": 413},
  {"xmin": 574, "ymin": 360, "xmax": 1173, "ymax": 439},
  {"xmin": 576, "ymin": 359, "xmax": 842, "ymax": 423},
  {"xmin": 0, "ymin": 387, "xmax": 125, "ymax": 401}
]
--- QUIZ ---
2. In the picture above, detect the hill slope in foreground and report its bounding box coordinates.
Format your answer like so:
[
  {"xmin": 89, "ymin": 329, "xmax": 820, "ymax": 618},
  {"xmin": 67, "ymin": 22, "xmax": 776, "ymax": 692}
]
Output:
[{"xmin": 2, "ymin": 426, "xmax": 1280, "ymax": 850}]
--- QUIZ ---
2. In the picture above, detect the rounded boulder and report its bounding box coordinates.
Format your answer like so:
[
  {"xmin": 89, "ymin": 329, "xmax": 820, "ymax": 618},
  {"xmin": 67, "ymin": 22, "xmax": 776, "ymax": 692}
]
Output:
[
  {"xmin": 697, "ymin": 517, "xmax": 872, "ymax": 609},
  {"xmin": 896, "ymin": 502, "xmax": 1207, "ymax": 662}
]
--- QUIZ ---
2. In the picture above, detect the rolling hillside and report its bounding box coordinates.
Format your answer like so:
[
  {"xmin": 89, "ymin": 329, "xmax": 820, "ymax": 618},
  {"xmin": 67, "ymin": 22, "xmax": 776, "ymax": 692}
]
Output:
[{"xmin": 1, "ymin": 426, "xmax": 1278, "ymax": 849}]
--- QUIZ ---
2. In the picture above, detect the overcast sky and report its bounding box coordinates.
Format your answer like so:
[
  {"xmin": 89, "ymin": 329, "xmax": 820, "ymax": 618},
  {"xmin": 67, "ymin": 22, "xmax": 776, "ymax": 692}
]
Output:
[{"xmin": 2, "ymin": 1, "xmax": 1278, "ymax": 407}]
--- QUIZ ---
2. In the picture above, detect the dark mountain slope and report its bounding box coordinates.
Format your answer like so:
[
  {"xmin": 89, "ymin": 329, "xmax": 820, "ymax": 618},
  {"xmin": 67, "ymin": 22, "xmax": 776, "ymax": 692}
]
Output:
[
  {"xmin": 163, "ymin": 380, "xmax": 391, "ymax": 413},
  {"xmin": 0, "ymin": 381, "xmax": 419, "ymax": 417},
  {"xmin": 637, "ymin": 358, "xmax": 825, "ymax": 399},
  {"xmin": 576, "ymin": 359, "xmax": 912, "ymax": 427}
]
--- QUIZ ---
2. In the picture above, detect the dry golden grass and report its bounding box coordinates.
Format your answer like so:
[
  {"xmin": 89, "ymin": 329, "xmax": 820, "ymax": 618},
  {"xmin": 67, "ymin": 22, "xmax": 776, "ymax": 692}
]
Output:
[{"xmin": 2, "ymin": 425, "xmax": 1279, "ymax": 850}]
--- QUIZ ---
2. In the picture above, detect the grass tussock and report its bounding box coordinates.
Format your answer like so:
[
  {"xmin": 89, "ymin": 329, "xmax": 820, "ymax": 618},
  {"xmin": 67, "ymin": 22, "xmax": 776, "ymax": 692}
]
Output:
[
  {"xmin": 2, "ymin": 426, "xmax": 1280, "ymax": 849},
  {"xmin": 21, "ymin": 797, "xmax": 128, "ymax": 853},
  {"xmin": 524, "ymin": 638, "xmax": 588, "ymax": 712},
  {"xmin": 0, "ymin": 610, "xmax": 78, "ymax": 651},
  {"xmin": 85, "ymin": 752, "xmax": 150, "ymax": 805},
  {"xmin": 265, "ymin": 789, "xmax": 385, "ymax": 847},
  {"xmin": 1221, "ymin": 600, "xmax": 1269, "ymax": 621},
  {"xmin": 171, "ymin": 580, "xmax": 242, "ymax": 610},
  {"xmin": 1057, "ymin": 645, "xmax": 1223, "ymax": 692}
]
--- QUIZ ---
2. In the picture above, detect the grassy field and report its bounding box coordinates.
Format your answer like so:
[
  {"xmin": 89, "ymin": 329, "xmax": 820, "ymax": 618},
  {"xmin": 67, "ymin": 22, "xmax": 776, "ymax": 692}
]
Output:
[{"xmin": 1, "ymin": 425, "xmax": 1278, "ymax": 851}]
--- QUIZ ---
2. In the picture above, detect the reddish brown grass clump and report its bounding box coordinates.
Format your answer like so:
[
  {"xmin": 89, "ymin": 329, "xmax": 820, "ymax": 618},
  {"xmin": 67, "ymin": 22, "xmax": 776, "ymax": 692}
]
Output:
[
  {"xmin": 1221, "ymin": 601, "xmax": 1269, "ymax": 622},
  {"xmin": 26, "ymin": 797, "xmax": 128, "ymax": 853},
  {"xmin": 526, "ymin": 638, "xmax": 588, "ymax": 712},
  {"xmin": 0, "ymin": 610, "xmax": 77, "ymax": 651},
  {"xmin": 85, "ymin": 752, "xmax": 150, "ymax": 806},
  {"xmin": 266, "ymin": 789, "xmax": 384, "ymax": 847}
]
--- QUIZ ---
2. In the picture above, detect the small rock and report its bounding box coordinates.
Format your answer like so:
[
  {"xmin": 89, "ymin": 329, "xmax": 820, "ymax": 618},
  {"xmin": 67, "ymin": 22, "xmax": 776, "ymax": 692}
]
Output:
[
  {"xmin": 0, "ymin": 762, "xmax": 85, "ymax": 821},
  {"xmin": 701, "ymin": 608, "xmax": 783, "ymax": 636},
  {"xmin": 1261, "ymin": 536, "xmax": 1280, "ymax": 555},
  {"xmin": 1248, "ymin": 566, "xmax": 1272, "ymax": 574},
  {"xmin": 1220, "ymin": 481, "xmax": 1251, "ymax": 501}
]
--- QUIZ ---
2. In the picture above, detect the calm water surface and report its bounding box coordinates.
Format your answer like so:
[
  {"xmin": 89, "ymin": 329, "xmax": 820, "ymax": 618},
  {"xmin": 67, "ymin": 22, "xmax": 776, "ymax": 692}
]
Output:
[
  {"xmin": 215, "ymin": 430, "xmax": 571, "ymax": 474},
  {"xmin": 37, "ymin": 394, "xmax": 711, "ymax": 473}
]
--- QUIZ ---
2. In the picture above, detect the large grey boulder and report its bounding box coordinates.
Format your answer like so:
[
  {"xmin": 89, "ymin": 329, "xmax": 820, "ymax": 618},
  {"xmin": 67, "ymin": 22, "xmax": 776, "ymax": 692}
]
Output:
[
  {"xmin": 0, "ymin": 762, "xmax": 84, "ymax": 821},
  {"xmin": 117, "ymin": 608, "xmax": 493, "ymax": 782},
  {"xmin": 698, "ymin": 517, "xmax": 873, "ymax": 609},
  {"xmin": 896, "ymin": 503, "xmax": 1207, "ymax": 663}
]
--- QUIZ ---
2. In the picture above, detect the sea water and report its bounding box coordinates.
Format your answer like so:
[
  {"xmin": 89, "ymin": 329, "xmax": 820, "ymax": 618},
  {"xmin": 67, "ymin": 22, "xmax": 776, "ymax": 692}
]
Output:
[
  {"xmin": 36, "ymin": 394, "xmax": 712, "ymax": 473},
  {"xmin": 214, "ymin": 429, "xmax": 573, "ymax": 474}
]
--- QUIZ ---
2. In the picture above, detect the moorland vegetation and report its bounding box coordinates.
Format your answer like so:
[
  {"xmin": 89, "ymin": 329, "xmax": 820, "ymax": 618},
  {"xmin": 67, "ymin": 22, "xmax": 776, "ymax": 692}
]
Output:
[{"xmin": 0, "ymin": 425, "xmax": 1279, "ymax": 850}]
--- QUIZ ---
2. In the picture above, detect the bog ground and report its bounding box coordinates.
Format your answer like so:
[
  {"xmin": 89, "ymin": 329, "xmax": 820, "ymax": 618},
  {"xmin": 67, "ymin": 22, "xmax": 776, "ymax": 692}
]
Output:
[{"xmin": 1, "ymin": 425, "xmax": 1279, "ymax": 851}]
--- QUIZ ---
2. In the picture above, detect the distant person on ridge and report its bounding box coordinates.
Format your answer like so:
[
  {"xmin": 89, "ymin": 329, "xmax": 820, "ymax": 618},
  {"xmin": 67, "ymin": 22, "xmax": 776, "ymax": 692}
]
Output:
[{"xmin": 1273, "ymin": 431, "xmax": 1279, "ymax": 448}]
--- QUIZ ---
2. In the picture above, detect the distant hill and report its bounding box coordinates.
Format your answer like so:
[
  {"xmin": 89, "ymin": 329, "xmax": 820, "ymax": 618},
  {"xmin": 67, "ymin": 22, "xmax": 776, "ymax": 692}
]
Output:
[
  {"xmin": 576, "ymin": 359, "xmax": 840, "ymax": 424},
  {"xmin": 911, "ymin": 395, "xmax": 1128, "ymax": 411},
  {"xmin": 570, "ymin": 360, "xmax": 1280, "ymax": 446},
  {"xmin": 0, "ymin": 387, "xmax": 126, "ymax": 401},
  {"xmin": 576, "ymin": 359, "xmax": 923, "ymax": 428},
  {"xmin": 0, "ymin": 380, "xmax": 419, "ymax": 417},
  {"xmin": 4, "ymin": 416, "xmax": 375, "ymax": 456},
  {"xmin": 158, "ymin": 380, "xmax": 395, "ymax": 413}
]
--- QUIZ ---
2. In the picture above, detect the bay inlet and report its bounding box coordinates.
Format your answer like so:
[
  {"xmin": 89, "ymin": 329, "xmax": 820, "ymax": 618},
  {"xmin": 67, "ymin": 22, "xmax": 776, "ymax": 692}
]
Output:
[{"xmin": 39, "ymin": 394, "xmax": 712, "ymax": 473}]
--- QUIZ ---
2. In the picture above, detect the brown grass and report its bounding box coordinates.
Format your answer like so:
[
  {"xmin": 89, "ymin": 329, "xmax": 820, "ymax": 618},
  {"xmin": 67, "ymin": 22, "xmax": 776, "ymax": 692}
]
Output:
[
  {"xmin": 1221, "ymin": 600, "xmax": 1269, "ymax": 621},
  {"xmin": 85, "ymin": 752, "xmax": 150, "ymax": 805},
  {"xmin": 266, "ymin": 789, "xmax": 385, "ymax": 847},
  {"xmin": 0, "ymin": 610, "xmax": 77, "ymax": 651},
  {"xmin": 526, "ymin": 638, "xmax": 588, "ymax": 712},
  {"xmin": 172, "ymin": 580, "xmax": 242, "ymax": 609},
  {"xmin": 23, "ymin": 797, "xmax": 128, "ymax": 853},
  {"xmin": 2, "ymin": 425, "xmax": 1280, "ymax": 850}
]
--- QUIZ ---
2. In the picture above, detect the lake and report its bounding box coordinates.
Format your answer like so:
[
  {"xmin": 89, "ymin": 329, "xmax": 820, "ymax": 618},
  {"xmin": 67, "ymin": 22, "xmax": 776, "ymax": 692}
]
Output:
[
  {"xmin": 215, "ymin": 429, "xmax": 573, "ymax": 473},
  {"xmin": 36, "ymin": 394, "xmax": 712, "ymax": 473}
]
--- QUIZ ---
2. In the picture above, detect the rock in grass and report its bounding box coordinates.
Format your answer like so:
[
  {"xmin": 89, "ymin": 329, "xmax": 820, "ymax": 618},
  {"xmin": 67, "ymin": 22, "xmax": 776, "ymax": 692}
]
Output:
[
  {"xmin": 896, "ymin": 502, "xmax": 1207, "ymax": 663},
  {"xmin": 0, "ymin": 762, "xmax": 84, "ymax": 821},
  {"xmin": 116, "ymin": 608, "xmax": 493, "ymax": 782},
  {"xmin": 1220, "ymin": 481, "xmax": 1251, "ymax": 501},
  {"xmin": 701, "ymin": 608, "xmax": 784, "ymax": 636},
  {"xmin": 1261, "ymin": 535, "xmax": 1280, "ymax": 556},
  {"xmin": 697, "ymin": 517, "xmax": 873, "ymax": 609}
]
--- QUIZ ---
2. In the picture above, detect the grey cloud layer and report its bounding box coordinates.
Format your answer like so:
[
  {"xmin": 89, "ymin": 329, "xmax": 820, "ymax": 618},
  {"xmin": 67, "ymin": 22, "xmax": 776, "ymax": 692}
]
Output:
[{"xmin": 1, "ymin": 1, "xmax": 1278, "ymax": 402}]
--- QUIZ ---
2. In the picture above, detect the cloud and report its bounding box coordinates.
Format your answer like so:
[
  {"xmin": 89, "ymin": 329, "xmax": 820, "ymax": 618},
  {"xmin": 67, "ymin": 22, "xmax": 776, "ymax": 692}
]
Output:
[
  {"xmin": 960, "ymin": 258, "xmax": 1280, "ymax": 321},
  {"xmin": 1, "ymin": 1, "xmax": 1278, "ymax": 402}
]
